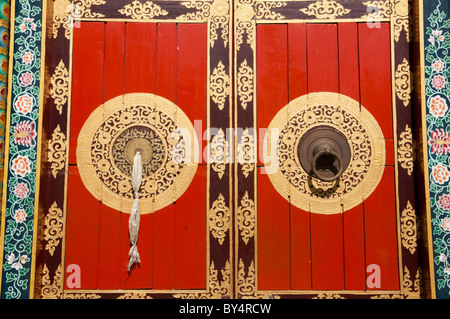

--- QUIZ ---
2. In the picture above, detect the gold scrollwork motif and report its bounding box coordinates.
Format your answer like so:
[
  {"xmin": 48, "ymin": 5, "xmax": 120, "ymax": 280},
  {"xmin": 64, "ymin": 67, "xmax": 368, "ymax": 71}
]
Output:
[
  {"xmin": 44, "ymin": 202, "xmax": 64, "ymax": 256},
  {"xmin": 53, "ymin": 0, "xmax": 106, "ymax": 39},
  {"xmin": 392, "ymin": 0, "xmax": 410, "ymax": 42},
  {"xmin": 177, "ymin": 0, "xmax": 212, "ymax": 21},
  {"xmin": 210, "ymin": 0, "xmax": 230, "ymax": 48},
  {"xmin": 401, "ymin": 201, "xmax": 417, "ymax": 254},
  {"xmin": 237, "ymin": 191, "xmax": 255, "ymax": 245},
  {"xmin": 299, "ymin": 0, "xmax": 351, "ymax": 19},
  {"xmin": 50, "ymin": 60, "xmax": 69, "ymax": 115},
  {"xmin": 174, "ymin": 261, "xmax": 231, "ymax": 299},
  {"xmin": 77, "ymin": 93, "xmax": 198, "ymax": 214},
  {"xmin": 255, "ymin": 1, "xmax": 286, "ymax": 20},
  {"xmin": 398, "ymin": 124, "xmax": 415, "ymax": 176},
  {"xmin": 118, "ymin": 0, "xmax": 168, "ymax": 19},
  {"xmin": 41, "ymin": 264, "xmax": 63, "ymax": 299},
  {"xmin": 237, "ymin": 128, "xmax": 256, "ymax": 178},
  {"xmin": 312, "ymin": 293, "xmax": 345, "ymax": 299},
  {"xmin": 236, "ymin": 0, "xmax": 255, "ymax": 51},
  {"xmin": 210, "ymin": 61, "xmax": 230, "ymax": 111},
  {"xmin": 237, "ymin": 59, "xmax": 254, "ymax": 110},
  {"xmin": 209, "ymin": 193, "xmax": 231, "ymax": 245},
  {"xmin": 401, "ymin": 266, "xmax": 421, "ymax": 299},
  {"xmin": 264, "ymin": 93, "xmax": 385, "ymax": 215},
  {"xmin": 209, "ymin": 129, "xmax": 230, "ymax": 179},
  {"xmin": 237, "ymin": 259, "xmax": 280, "ymax": 299},
  {"xmin": 48, "ymin": 124, "xmax": 67, "ymax": 179},
  {"xmin": 117, "ymin": 293, "xmax": 153, "ymax": 299},
  {"xmin": 395, "ymin": 58, "xmax": 411, "ymax": 107},
  {"xmin": 63, "ymin": 293, "xmax": 102, "ymax": 299},
  {"xmin": 362, "ymin": 0, "xmax": 393, "ymax": 20}
]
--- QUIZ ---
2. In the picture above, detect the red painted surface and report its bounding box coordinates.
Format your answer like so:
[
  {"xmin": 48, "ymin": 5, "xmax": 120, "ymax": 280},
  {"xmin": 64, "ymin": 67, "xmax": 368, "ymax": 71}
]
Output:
[
  {"xmin": 66, "ymin": 22, "xmax": 207, "ymax": 291},
  {"xmin": 256, "ymin": 22, "xmax": 398, "ymax": 291}
]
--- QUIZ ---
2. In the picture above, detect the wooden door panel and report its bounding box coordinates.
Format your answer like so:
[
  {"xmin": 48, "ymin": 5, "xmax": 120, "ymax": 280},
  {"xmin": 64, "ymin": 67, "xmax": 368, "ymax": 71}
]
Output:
[{"xmin": 65, "ymin": 21, "xmax": 207, "ymax": 291}]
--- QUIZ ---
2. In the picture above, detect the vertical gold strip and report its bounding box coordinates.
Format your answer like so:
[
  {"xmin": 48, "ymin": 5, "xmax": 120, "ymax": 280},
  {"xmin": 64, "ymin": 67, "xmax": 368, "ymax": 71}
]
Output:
[
  {"xmin": 418, "ymin": 0, "xmax": 436, "ymax": 299},
  {"xmin": 0, "ymin": 0, "xmax": 16, "ymax": 294},
  {"xmin": 29, "ymin": 0, "xmax": 48, "ymax": 298}
]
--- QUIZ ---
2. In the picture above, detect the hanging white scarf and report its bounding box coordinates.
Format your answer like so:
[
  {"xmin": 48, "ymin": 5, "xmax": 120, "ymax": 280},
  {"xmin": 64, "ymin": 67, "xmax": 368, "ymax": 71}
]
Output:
[{"xmin": 128, "ymin": 151, "xmax": 142, "ymax": 271}]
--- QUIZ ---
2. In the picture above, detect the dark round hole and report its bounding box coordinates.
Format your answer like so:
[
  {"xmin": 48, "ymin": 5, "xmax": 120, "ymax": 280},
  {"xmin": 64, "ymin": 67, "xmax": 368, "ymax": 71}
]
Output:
[{"xmin": 315, "ymin": 153, "xmax": 339, "ymax": 176}]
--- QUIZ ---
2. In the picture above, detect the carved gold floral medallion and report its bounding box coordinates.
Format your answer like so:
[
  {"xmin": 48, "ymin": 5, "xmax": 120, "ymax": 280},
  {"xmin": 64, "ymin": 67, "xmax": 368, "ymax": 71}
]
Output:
[
  {"xmin": 76, "ymin": 93, "xmax": 198, "ymax": 214},
  {"xmin": 263, "ymin": 92, "xmax": 386, "ymax": 214}
]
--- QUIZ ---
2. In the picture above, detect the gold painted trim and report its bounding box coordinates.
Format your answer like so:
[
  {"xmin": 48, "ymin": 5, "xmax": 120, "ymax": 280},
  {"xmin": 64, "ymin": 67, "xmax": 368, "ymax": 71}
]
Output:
[
  {"xmin": 299, "ymin": 0, "xmax": 351, "ymax": 19},
  {"xmin": 50, "ymin": 60, "xmax": 69, "ymax": 115},
  {"xmin": 47, "ymin": 124, "xmax": 67, "ymax": 178},
  {"xmin": 118, "ymin": 1, "xmax": 169, "ymax": 19},
  {"xmin": 418, "ymin": 0, "xmax": 436, "ymax": 299},
  {"xmin": 44, "ymin": 202, "xmax": 64, "ymax": 256},
  {"xmin": 400, "ymin": 200, "xmax": 417, "ymax": 255},
  {"xmin": 398, "ymin": 124, "xmax": 416, "ymax": 176}
]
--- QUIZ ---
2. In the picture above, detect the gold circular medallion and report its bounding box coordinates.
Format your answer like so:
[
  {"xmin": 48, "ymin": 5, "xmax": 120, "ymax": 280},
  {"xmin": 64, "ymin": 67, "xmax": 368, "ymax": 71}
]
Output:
[
  {"xmin": 76, "ymin": 93, "xmax": 199, "ymax": 214},
  {"xmin": 263, "ymin": 92, "xmax": 386, "ymax": 215}
]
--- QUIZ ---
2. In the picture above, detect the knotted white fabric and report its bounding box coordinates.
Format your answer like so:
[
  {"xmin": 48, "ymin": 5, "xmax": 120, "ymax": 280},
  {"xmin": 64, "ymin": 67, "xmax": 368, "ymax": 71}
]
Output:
[{"xmin": 128, "ymin": 151, "xmax": 142, "ymax": 271}]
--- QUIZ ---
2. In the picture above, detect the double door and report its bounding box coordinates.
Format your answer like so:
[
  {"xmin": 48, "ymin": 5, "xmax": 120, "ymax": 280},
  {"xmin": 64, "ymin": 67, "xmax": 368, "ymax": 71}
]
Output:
[{"xmin": 35, "ymin": 0, "xmax": 419, "ymax": 299}]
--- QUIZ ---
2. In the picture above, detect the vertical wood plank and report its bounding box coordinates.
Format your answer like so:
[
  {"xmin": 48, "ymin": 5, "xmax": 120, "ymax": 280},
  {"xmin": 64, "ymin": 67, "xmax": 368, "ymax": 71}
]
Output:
[
  {"xmin": 364, "ymin": 167, "xmax": 399, "ymax": 290},
  {"xmin": 256, "ymin": 24, "xmax": 290, "ymax": 290},
  {"xmin": 359, "ymin": 23, "xmax": 393, "ymax": 139},
  {"xmin": 173, "ymin": 23, "xmax": 207, "ymax": 289},
  {"xmin": 119, "ymin": 22, "xmax": 157, "ymax": 289},
  {"xmin": 174, "ymin": 166, "xmax": 207, "ymax": 289},
  {"xmin": 288, "ymin": 23, "xmax": 312, "ymax": 290},
  {"xmin": 97, "ymin": 22, "xmax": 125, "ymax": 290},
  {"xmin": 153, "ymin": 23, "xmax": 177, "ymax": 290},
  {"xmin": 307, "ymin": 23, "xmax": 345, "ymax": 290},
  {"xmin": 338, "ymin": 22, "xmax": 366, "ymax": 290},
  {"xmin": 65, "ymin": 22, "xmax": 104, "ymax": 289}
]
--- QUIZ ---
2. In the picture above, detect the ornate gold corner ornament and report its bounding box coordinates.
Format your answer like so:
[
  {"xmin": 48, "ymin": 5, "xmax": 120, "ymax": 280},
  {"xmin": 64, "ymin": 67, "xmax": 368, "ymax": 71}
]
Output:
[
  {"xmin": 237, "ymin": 259, "xmax": 280, "ymax": 299},
  {"xmin": 53, "ymin": 0, "xmax": 106, "ymax": 39},
  {"xmin": 177, "ymin": 0, "xmax": 212, "ymax": 21},
  {"xmin": 50, "ymin": 60, "xmax": 69, "ymax": 115},
  {"xmin": 312, "ymin": 293, "xmax": 345, "ymax": 299},
  {"xmin": 44, "ymin": 202, "xmax": 64, "ymax": 256},
  {"xmin": 401, "ymin": 200, "xmax": 417, "ymax": 254},
  {"xmin": 299, "ymin": 0, "xmax": 351, "ymax": 19},
  {"xmin": 48, "ymin": 124, "xmax": 67, "ymax": 179},
  {"xmin": 174, "ymin": 260, "xmax": 232, "ymax": 299},
  {"xmin": 236, "ymin": 0, "xmax": 255, "ymax": 51},
  {"xmin": 395, "ymin": 58, "xmax": 411, "ymax": 107},
  {"xmin": 209, "ymin": 0, "xmax": 230, "ymax": 48},
  {"xmin": 401, "ymin": 266, "xmax": 421, "ymax": 299},
  {"xmin": 362, "ymin": 0, "xmax": 393, "ymax": 20},
  {"xmin": 209, "ymin": 129, "xmax": 229, "ymax": 179},
  {"xmin": 392, "ymin": 0, "xmax": 410, "ymax": 42},
  {"xmin": 209, "ymin": 193, "xmax": 231, "ymax": 245},
  {"xmin": 398, "ymin": 124, "xmax": 416, "ymax": 176},
  {"xmin": 237, "ymin": 191, "xmax": 255, "ymax": 245},
  {"xmin": 210, "ymin": 61, "xmax": 230, "ymax": 111},
  {"xmin": 237, "ymin": 128, "xmax": 255, "ymax": 178},
  {"xmin": 255, "ymin": 1, "xmax": 286, "ymax": 20},
  {"xmin": 118, "ymin": 0, "xmax": 168, "ymax": 19},
  {"xmin": 63, "ymin": 293, "xmax": 102, "ymax": 299},
  {"xmin": 237, "ymin": 59, "xmax": 253, "ymax": 110},
  {"xmin": 41, "ymin": 264, "xmax": 63, "ymax": 299}
]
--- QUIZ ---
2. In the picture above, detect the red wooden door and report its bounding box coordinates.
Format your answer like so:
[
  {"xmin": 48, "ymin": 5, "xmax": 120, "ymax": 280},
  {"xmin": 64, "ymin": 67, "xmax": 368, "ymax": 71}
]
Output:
[
  {"xmin": 254, "ymin": 22, "xmax": 398, "ymax": 291},
  {"xmin": 65, "ymin": 22, "xmax": 207, "ymax": 291}
]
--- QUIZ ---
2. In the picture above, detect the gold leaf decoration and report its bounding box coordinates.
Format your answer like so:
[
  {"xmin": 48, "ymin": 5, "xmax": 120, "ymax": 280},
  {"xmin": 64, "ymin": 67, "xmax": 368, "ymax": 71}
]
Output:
[
  {"xmin": 209, "ymin": 194, "xmax": 231, "ymax": 245},
  {"xmin": 398, "ymin": 124, "xmax": 416, "ymax": 176},
  {"xmin": 237, "ymin": 128, "xmax": 256, "ymax": 178},
  {"xmin": 401, "ymin": 201, "xmax": 417, "ymax": 254},
  {"xmin": 48, "ymin": 125, "xmax": 67, "ymax": 179},
  {"xmin": 118, "ymin": 0, "xmax": 168, "ymax": 19},
  {"xmin": 41, "ymin": 264, "xmax": 63, "ymax": 299},
  {"xmin": 63, "ymin": 293, "xmax": 102, "ymax": 299},
  {"xmin": 210, "ymin": 0, "xmax": 230, "ymax": 48},
  {"xmin": 210, "ymin": 61, "xmax": 230, "ymax": 111},
  {"xmin": 255, "ymin": 1, "xmax": 286, "ymax": 20},
  {"xmin": 53, "ymin": 0, "xmax": 106, "ymax": 39},
  {"xmin": 44, "ymin": 202, "xmax": 64, "ymax": 256},
  {"xmin": 237, "ymin": 259, "xmax": 280, "ymax": 299},
  {"xmin": 209, "ymin": 128, "xmax": 230, "ymax": 179},
  {"xmin": 50, "ymin": 60, "xmax": 69, "ymax": 115},
  {"xmin": 117, "ymin": 293, "xmax": 153, "ymax": 299},
  {"xmin": 174, "ymin": 260, "xmax": 231, "ymax": 299},
  {"xmin": 402, "ymin": 266, "xmax": 421, "ymax": 299},
  {"xmin": 395, "ymin": 58, "xmax": 411, "ymax": 107},
  {"xmin": 236, "ymin": 0, "xmax": 255, "ymax": 51},
  {"xmin": 312, "ymin": 293, "xmax": 345, "ymax": 299},
  {"xmin": 300, "ymin": 0, "xmax": 351, "ymax": 19},
  {"xmin": 237, "ymin": 191, "xmax": 255, "ymax": 244},
  {"xmin": 237, "ymin": 59, "xmax": 253, "ymax": 110},
  {"xmin": 177, "ymin": 0, "xmax": 211, "ymax": 21},
  {"xmin": 392, "ymin": 0, "xmax": 410, "ymax": 42}
]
